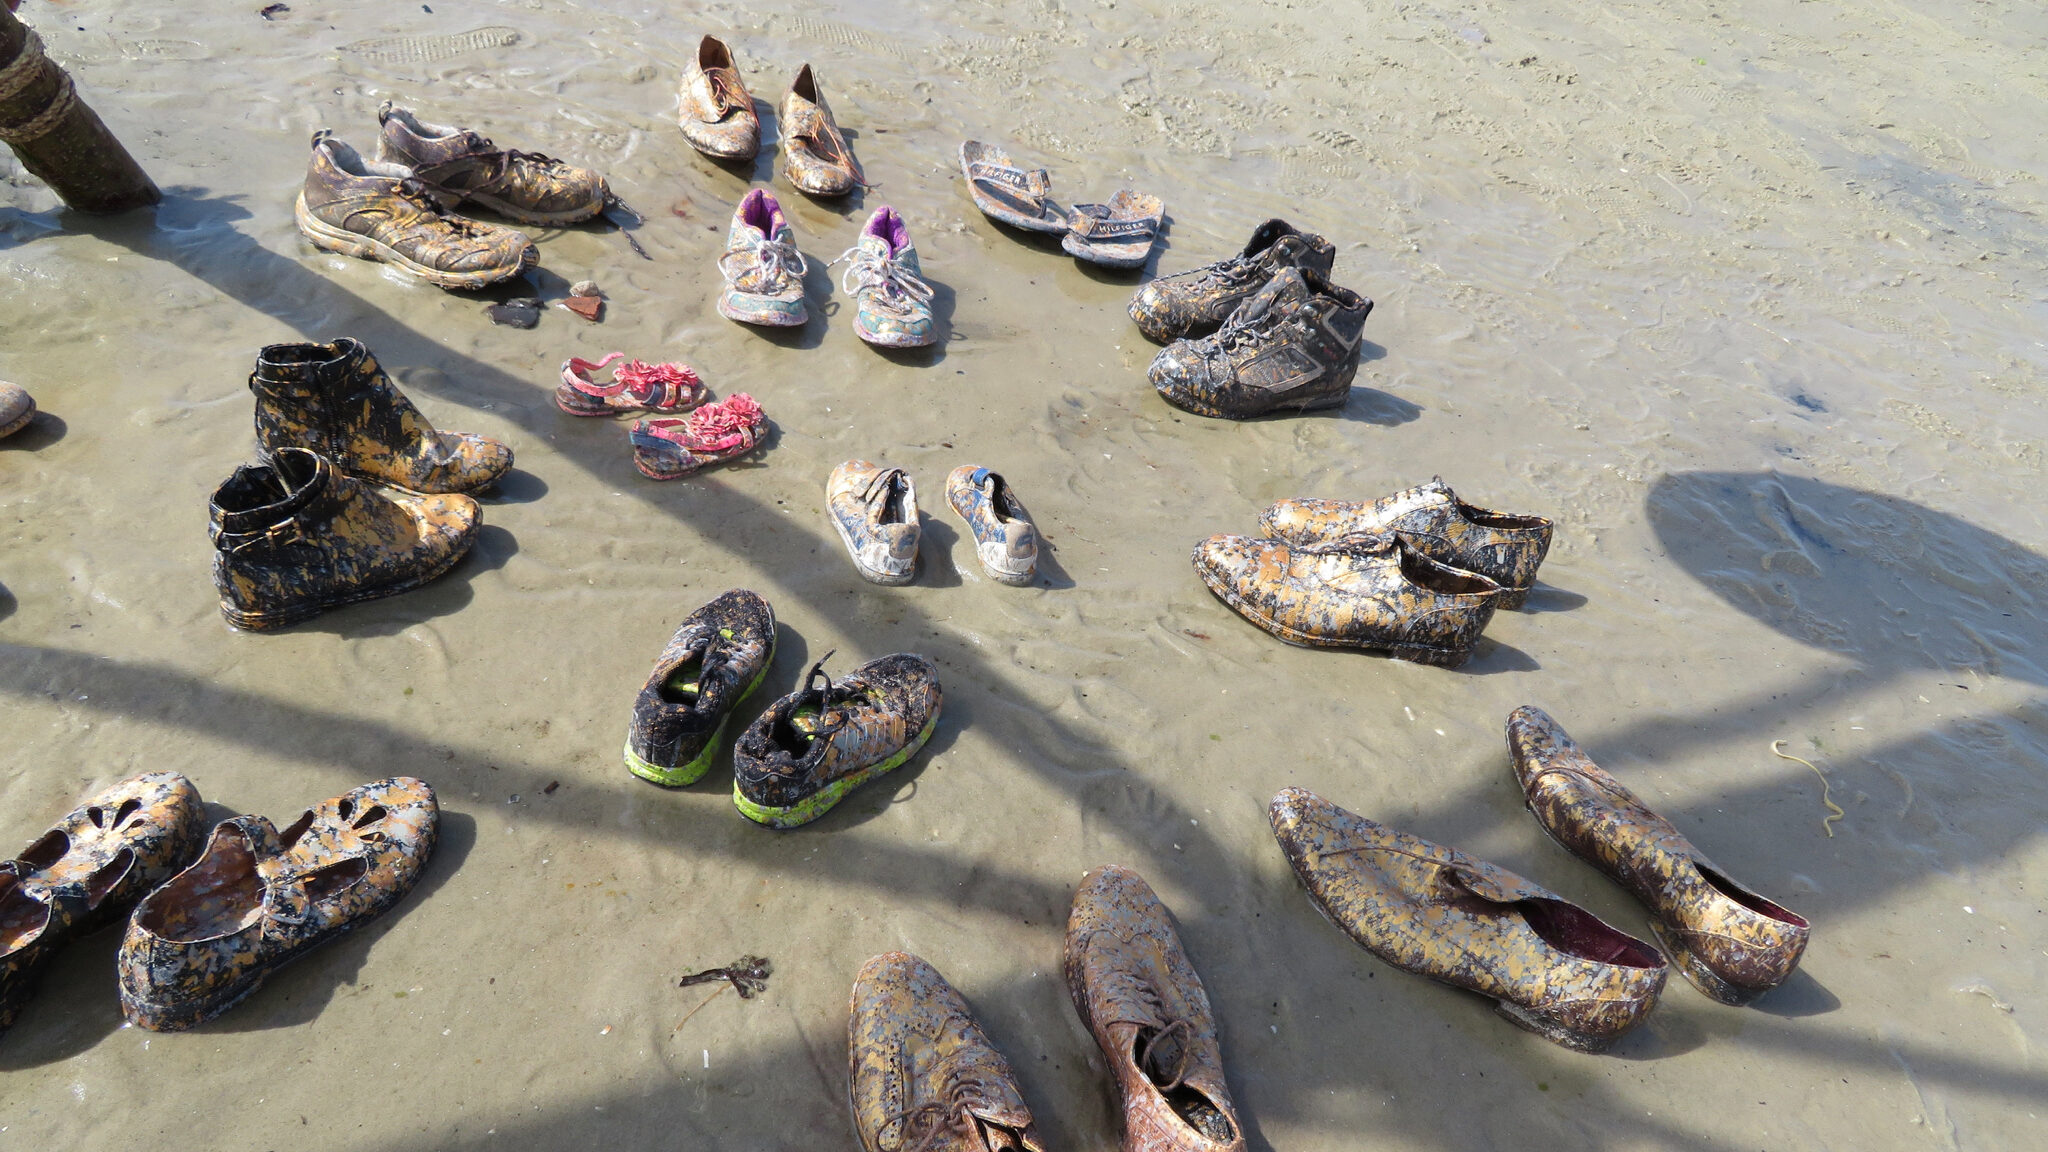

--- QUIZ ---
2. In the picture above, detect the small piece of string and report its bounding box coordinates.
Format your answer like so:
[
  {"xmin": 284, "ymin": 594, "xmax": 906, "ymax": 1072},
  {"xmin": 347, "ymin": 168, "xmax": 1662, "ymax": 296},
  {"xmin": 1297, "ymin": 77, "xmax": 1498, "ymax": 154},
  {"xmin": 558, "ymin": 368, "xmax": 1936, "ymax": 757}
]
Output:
[
  {"xmin": 829, "ymin": 246, "xmax": 933, "ymax": 311},
  {"xmin": 1770, "ymin": 739, "xmax": 1843, "ymax": 838}
]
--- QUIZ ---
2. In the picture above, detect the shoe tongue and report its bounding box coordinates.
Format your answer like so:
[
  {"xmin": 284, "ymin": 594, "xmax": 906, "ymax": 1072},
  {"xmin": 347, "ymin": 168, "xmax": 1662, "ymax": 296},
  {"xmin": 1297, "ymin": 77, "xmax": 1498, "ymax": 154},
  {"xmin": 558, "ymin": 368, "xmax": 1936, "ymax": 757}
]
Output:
[{"xmin": 1236, "ymin": 267, "xmax": 1309, "ymax": 320}]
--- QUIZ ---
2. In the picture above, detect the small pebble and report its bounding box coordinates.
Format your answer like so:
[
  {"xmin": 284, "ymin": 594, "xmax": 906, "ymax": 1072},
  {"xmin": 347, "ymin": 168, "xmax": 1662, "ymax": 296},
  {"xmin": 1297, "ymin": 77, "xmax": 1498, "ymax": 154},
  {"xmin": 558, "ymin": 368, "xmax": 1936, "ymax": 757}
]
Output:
[
  {"xmin": 570, "ymin": 280, "xmax": 601, "ymax": 297},
  {"xmin": 485, "ymin": 298, "xmax": 541, "ymax": 329}
]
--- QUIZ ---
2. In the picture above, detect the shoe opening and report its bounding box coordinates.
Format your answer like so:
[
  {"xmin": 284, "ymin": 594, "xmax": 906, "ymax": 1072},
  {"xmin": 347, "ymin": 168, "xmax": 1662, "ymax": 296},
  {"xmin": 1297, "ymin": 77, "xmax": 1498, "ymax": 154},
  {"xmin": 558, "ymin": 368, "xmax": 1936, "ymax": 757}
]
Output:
[
  {"xmin": 82, "ymin": 847, "xmax": 135, "ymax": 909},
  {"xmin": 1131, "ymin": 1019, "xmax": 1238, "ymax": 1145},
  {"xmin": 1399, "ymin": 548, "xmax": 1497, "ymax": 595},
  {"xmin": 1698, "ymin": 863, "xmax": 1808, "ymax": 927},
  {"xmin": 137, "ymin": 829, "xmax": 264, "ymax": 942},
  {"xmin": 661, "ymin": 651, "xmax": 707, "ymax": 706},
  {"xmin": 16, "ymin": 830, "xmax": 68, "ymax": 870},
  {"xmin": 771, "ymin": 699, "xmax": 826, "ymax": 757},
  {"xmin": 0, "ymin": 873, "xmax": 52, "ymax": 953},
  {"xmin": 301, "ymin": 857, "xmax": 369, "ymax": 903},
  {"xmin": 1515, "ymin": 898, "xmax": 1663, "ymax": 968},
  {"xmin": 1458, "ymin": 500, "xmax": 1549, "ymax": 531}
]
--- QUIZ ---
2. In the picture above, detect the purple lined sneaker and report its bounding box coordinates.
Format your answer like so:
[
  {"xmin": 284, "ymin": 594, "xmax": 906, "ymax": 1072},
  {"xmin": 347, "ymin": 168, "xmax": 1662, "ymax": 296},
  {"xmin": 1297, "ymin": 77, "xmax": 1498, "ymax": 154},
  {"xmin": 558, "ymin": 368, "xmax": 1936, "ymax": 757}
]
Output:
[
  {"xmin": 717, "ymin": 189, "xmax": 808, "ymax": 327},
  {"xmin": 833, "ymin": 207, "xmax": 935, "ymax": 348}
]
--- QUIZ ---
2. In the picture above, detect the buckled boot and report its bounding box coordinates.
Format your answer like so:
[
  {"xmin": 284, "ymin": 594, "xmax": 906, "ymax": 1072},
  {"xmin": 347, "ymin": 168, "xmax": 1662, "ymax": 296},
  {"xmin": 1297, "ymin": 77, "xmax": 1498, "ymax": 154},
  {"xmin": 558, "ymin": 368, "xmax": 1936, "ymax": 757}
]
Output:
[
  {"xmin": 209, "ymin": 448, "xmax": 480, "ymax": 631},
  {"xmin": 250, "ymin": 337, "xmax": 512, "ymax": 494},
  {"xmin": 1149, "ymin": 267, "xmax": 1371, "ymax": 419}
]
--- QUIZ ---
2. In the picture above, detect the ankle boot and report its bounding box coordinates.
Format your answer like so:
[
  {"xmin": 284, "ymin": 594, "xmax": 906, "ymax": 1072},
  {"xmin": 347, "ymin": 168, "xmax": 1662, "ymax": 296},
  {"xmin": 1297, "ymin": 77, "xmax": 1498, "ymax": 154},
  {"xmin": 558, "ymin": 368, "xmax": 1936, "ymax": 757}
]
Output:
[
  {"xmin": 209, "ymin": 447, "xmax": 481, "ymax": 631},
  {"xmin": 250, "ymin": 338, "xmax": 512, "ymax": 494}
]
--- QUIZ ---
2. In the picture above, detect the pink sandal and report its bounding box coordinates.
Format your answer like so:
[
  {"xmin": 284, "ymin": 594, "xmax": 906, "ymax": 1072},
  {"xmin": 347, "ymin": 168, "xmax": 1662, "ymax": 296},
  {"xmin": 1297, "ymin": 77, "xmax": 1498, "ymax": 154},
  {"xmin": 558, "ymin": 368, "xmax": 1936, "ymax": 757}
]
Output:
[
  {"xmin": 630, "ymin": 393, "xmax": 768, "ymax": 479},
  {"xmin": 557, "ymin": 353, "xmax": 706, "ymax": 416}
]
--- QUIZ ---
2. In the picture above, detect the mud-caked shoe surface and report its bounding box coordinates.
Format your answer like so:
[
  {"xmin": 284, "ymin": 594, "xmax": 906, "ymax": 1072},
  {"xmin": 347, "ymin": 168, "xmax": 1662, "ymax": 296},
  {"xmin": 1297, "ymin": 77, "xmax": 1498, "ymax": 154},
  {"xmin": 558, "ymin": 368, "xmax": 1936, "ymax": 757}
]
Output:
[
  {"xmin": 0, "ymin": 380, "xmax": 33, "ymax": 439},
  {"xmin": 557, "ymin": 353, "xmax": 706, "ymax": 417},
  {"xmin": 1064, "ymin": 865, "xmax": 1246, "ymax": 1152},
  {"xmin": 1130, "ymin": 219, "xmax": 1337, "ymax": 343},
  {"xmin": 779, "ymin": 64, "xmax": 860, "ymax": 197},
  {"xmin": 836, "ymin": 207, "xmax": 936, "ymax": 348},
  {"xmin": 677, "ymin": 34, "xmax": 761, "ymax": 161},
  {"xmin": 1269, "ymin": 788, "xmax": 1667, "ymax": 1053},
  {"xmin": 828, "ymin": 460, "xmax": 920, "ymax": 584},
  {"xmin": 945, "ymin": 466, "xmax": 1038, "ymax": 586},
  {"xmin": 209, "ymin": 448, "xmax": 480, "ymax": 632},
  {"xmin": 1260, "ymin": 478, "xmax": 1554, "ymax": 610},
  {"xmin": 376, "ymin": 103, "xmax": 609, "ymax": 226},
  {"xmin": 718, "ymin": 188, "xmax": 809, "ymax": 327},
  {"xmin": 253, "ymin": 337, "xmax": 512, "ymax": 494},
  {"xmin": 629, "ymin": 393, "xmax": 769, "ymax": 480},
  {"xmin": 849, "ymin": 952, "xmax": 1046, "ymax": 1152},
  {"xmin": 731, "ymin": 653, "xmax": 942, "ymax": 828},
  {"xmin": 1192, "ymin": 532, "xmax": 1501, "ymax": 666},
  {"xmin": 1507, "ymin": 706, "xmax": 1811, "ymax": 1005},
  {"xmin": 1, "ymin": 773, "xmax": 204, "ymax": 1035},
  {"xmin": 294, "ymin": 133, "xmax": 536, "ymax": 291},
  {"xmin": 1149, "ymin": 267, "xmax": 1371, "ymax": 419},
  {"xmin": 959, "ymin": 140, "xmax": 1068, "ymax": 233},
  {"xmin": 624, "ymin": 590, "xmax": 778, "ymax": 787},
  {"xmin": 1062, "ymin": 189, "xmax": 1165, "ymax": 270},
  {"xmin": 118, "ymin": 778, "xmax": 438, "ymax": 1032}
]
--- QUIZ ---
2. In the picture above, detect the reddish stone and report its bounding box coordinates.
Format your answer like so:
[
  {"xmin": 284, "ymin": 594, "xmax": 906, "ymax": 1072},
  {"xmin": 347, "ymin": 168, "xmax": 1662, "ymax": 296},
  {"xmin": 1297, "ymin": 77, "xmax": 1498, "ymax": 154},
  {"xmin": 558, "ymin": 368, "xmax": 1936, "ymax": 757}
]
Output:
[{"xmin": 563, "ymin": 295, "xmax": 604, "ymax": 322}]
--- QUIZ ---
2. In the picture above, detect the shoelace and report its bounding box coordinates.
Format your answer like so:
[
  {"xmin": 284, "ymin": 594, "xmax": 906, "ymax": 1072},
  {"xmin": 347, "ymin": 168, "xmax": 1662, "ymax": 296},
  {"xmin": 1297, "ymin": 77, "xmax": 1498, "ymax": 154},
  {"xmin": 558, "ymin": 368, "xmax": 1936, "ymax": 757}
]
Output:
[
  {"xmin": 718, "ymin": 236, "xmax": 808, "ymax": 293},
  {"xmin": 390, "ymin": 176, "xmax": 490, "ymax": 237},
  {"xmin": 830, "ymin": 246, "xmax": 934, "ymax": 311},
  {"xmin": 1213, "ymin": 305, "xmax": 1290, "ymax": 353},
  {"xmin": 880, "ymin": 1076, "xmax": 1002, "ymax": 1152},
  {"xmin": 753, "ymin": 654, "xmax": 849, "ymax": 780},
  {"xmin": 1139, "ymin": 1017, "xmax": 1196, "ymax": 1092},
  {"xmin": 706, "ymin": 68, "xmax": 750, "ymax": 116}
]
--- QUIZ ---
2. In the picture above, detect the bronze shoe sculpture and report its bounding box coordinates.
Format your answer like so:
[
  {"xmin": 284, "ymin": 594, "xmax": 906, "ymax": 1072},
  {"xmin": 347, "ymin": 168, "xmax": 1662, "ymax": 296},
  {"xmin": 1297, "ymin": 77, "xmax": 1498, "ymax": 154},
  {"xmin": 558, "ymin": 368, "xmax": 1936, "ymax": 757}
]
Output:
[
  {"xmin": 1192, "ymin": 532, "xmax": 1502, "ymax": 666},
  {"xmin": 294, "ymin": 132, "xmax": 536, "ymax": 291},
  {"xmin": 1269, "ymin": 787, "xmax": 1667, "ymax": 1053},
  {"xmin": 209, "ymin": 448, "xmax": 481, "ymax": 631},
  {"xmin": 0, "ymin": 379, "xmax": 33, "ymax": 439},
  {"xmin": 1507, "ymin": 706, "xmax": 1811, "ymax": 1005},
  {"xmin": 1130, "ymin": 218, "xmax": 1336, "ymax": 343},
  {"xmin": 678, "ymin": 34, "xmax": 760, "ymax": 160},
  {"xmin": 251, "ymin": 337, "xmax": 512, "ymax": 495},
  {"xmin": 1148, "ymin": 266, "xmax": 1371, "ymax": 420},
  {"xmin": 1064, "ymin": 865, "xmax": 1245, "ymax": 1152},
  {"xmin": 375, "ymin": 103, "xmax": 609, "ymax": 226},
  {"xmin": 1260, "ymin": 478, "xmax": 1555, "ymax": 610},
  {"xmin": 848, "ymin": 951, "xmax": 1046, "ymax": 1152},
  {"xmin": 779, "ymin": 63, "xmax": 860, "ymax": 197}
]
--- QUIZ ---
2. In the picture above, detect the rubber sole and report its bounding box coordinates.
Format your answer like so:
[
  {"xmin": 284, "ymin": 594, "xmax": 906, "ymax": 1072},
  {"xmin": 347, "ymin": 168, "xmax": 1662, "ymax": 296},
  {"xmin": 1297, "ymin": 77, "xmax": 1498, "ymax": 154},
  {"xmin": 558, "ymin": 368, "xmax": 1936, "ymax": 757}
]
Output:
[
  {"xmin": 1194, "ymin": 565, "xmax": 1473, "ymax": 667},
  {"xmin": 717, "ymin": 294, "xmax": 807, "ymax": 327},
  {"xmin": 623, "ymin": 646, "xmax": 777, "ymax": 787},
  {"xmin": 219, "ymin": 525, "xmax": 478, "ymax": 632},
  {"xmin": 853, "ymin": 317, "xmax": 936, "ymax": 348},
  {"xmin": 295, "ymin": 192, "xmax": 535, "ymax": 290},
  {"xmin": 0, "ymin": 398, "xmax": 34, "ymax": 440},
  {"xmin": 732, "ymin": 711, "xmax": 940, "ymax": 829}
]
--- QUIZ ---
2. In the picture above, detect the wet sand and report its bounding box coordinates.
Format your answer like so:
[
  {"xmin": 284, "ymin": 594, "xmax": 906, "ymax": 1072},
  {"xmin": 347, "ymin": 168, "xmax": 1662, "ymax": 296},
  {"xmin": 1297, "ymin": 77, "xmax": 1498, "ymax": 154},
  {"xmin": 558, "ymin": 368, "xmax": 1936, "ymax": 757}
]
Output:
[{"xmin": 3, "ymin": 0, "xmax": 2045, "ymax": 1147}]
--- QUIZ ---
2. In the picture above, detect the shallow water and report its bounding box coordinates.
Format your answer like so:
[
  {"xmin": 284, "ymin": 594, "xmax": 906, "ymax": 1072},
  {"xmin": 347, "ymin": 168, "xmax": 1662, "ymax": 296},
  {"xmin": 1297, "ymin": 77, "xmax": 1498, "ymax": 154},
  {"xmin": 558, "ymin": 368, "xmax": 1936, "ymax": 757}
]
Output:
[{"xmin": 2, "ymin": 0, "xmax": 2045, "ymax": 1147}]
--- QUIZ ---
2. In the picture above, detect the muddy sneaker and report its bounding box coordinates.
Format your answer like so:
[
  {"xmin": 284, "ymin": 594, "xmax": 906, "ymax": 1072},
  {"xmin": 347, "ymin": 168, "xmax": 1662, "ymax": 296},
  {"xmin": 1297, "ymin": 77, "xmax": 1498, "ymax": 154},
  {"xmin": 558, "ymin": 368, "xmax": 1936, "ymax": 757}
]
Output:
[
  {"xmin": 1507, "ymin": 706, "xmax": 1811, "ymax": 1005},
  {"xmin": 252, "ymin": 337, "xmax": 512, "ymax": 495},
  {"xmin": 1130, "ymin": 219, "xmax": 1337, "ymax": 343},
  {"xmin": 1259, "ymin": 478, "xmax": 1554, "ymax": 609},
  {"xmin": 678, "ymin": 34, "xmax": 761, "ymax": 161},
  {"xmin": 293, "ymin": 133, "xmax": 536, "ymax": 291},
  {"xmin": 731, "ymin": 653, "xmax": 942, "ymax": 828},
  {"xmin": 118, "ymin": 778, "xmax": 438, "ymax": 1031},
  {"xmin": 779, "ymin": 64, "xmax": 859, "ymax": 197},
  {"xmin": 1192, "ymin": 532, "xmax": 1501, "ymax": 666},
  {"xmin": 0, "ymin": 380, "xmax": 33, "ymax": 439},
  {"xmin": 850, "ymin": 952, "xmax": 1046, "ymax": 1152},
  {"xmin": 624, "ymin": 590, "xmax": 777, "ymax": 787},
  {"xmin": 558, "ymin": 353, "xmax": 705, "ymax": 416},
  {"xmin": 376, "ymin": 103, "xmax": 609, "ymax": 226},
  {"xmin": 828, "ymin": 460, "xmax": 920, "ymax": 585},
  {"xmin": 209, "ymin": 448, "xmax": 480, "ymax": 632},
  {"xmin": 718, "ymin": 188, "xmax": 809, "ymax": 327},
  {"xmin": 945, "ymin": 466, "xmax": 1038, "ymax": 586},
  {"xmin": 1, "ymin": 773, "xmax": 204, "ymax": 1036},
  {"xmin": 1149, "ymin": 267, "xmax": 1371, "ymax": 419},
  {"xmin": 1064, "ymin": 865, "xmax": 1246, "ymax": 1152},
  {"xmin": 833, "ymin": 207, "xmax": 935, "ymax": 348},
  {"xmin": 630, "ymin": 393, "xmax": 767, "ymax": 480},
  {"xmin": 1269, "ymin": 788, "xmax": 1668, "ymax": 1053}
]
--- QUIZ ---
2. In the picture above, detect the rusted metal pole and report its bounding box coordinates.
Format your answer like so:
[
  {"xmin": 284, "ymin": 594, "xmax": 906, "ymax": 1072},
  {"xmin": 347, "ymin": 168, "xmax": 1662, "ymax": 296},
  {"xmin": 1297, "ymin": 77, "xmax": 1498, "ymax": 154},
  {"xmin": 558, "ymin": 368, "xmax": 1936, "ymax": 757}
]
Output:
[{"xmin": 0, "ymin": 6, "xmax": 159, "ymax": 214}]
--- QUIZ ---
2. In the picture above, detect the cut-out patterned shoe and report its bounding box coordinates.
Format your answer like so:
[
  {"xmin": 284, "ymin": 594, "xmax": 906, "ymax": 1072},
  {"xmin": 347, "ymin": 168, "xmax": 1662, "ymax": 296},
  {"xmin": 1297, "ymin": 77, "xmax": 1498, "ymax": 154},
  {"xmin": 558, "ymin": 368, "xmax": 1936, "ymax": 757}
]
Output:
[
  {"xmin": 959, "ymin": 141, "xmax": 1068, "ymax": 233},
  {"xmin": 629, "ymin": 393, "xmax": 767, "ymax": 480},
  {"xmin": 1064, "ymin": 865, "xmax": 1246, "ymax": 1152},
  {"xmin": 1268, "ymin": 787, "xmax": 1667, "ymax": 1053},
  {"xmin": 945, "ymin": 466, "xmax": 1038, "ymax": 586},
  {"xmin": 1260, "ymin": 478, "xmax": 1554, "ymax": 610},
  {"xmin": 1130, "ymin": 219, "xmax": 1336, "ymax": 343},
  {"xmin": 677, "ymin": 34, "xmax": 760, "ymax": 161},
  {"xmin": 1, "ymin": 773, "xmax": 204, "ymax": 1035},
  {"xmin": 376, "ymin": 102, "xmax": 609, "ymax": 226},
  {"xmin": 624, "ymin": 589, "xmax": 777, "ymax": 787},
  {"xmin": 849, "ymin": 952, "xmax": 1046, "ymax": 1152},
  {"xmin": 1192, "ymin": 532, "xmax": 1501, "ymax": 666},
  {"xmin": 834, "ymin": 207, "xmax": 936, "ymax": 349},
  {"xmin": 118, "ymin": 777, "xmax": 438, "ymax": 1031},
  {"xmin": 779, "ymin": 64, "xmax": 860, "ymax": 197},
  {"xmin": 1507, "ymin": 706, "xmax": 1811, "ymax": 1005},
  {"xmin": 558, "ymin": 353, "xmax": 705, "ymax": 416},
  {"xmin": 0, "ymin": 380, "xmax": 33, "ymax": 440},
  {"xmin": 731, "ymin": 653, "xmax": 942, "ymax": 828},
  {"xmin": 718, "ymin": 188, "xmax": 809, "ymax": 327},
  {"xmin": 828, "ymin": 460, "xmax": 920, "ymax": 585}
]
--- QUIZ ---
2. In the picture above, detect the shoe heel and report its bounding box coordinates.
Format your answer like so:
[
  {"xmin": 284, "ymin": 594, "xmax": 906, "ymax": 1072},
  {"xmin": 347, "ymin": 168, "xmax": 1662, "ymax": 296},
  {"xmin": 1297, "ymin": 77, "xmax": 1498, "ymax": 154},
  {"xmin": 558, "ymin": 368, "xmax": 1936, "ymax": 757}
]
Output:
[
  {"xmin": 1492, "ymin": 998, "xmax": 1620, "ymax": 1054},
  {"xmin": 1494, "ymin": 587, "xmax": 1530, "ymax": 611},
  {"xmin": 1386, "ymin": 641, "xmax": 1471, "ymax": 668},
  {"xmin": 1651, "ymin": 922, "xmax": 1765, "ymax": 1006}
]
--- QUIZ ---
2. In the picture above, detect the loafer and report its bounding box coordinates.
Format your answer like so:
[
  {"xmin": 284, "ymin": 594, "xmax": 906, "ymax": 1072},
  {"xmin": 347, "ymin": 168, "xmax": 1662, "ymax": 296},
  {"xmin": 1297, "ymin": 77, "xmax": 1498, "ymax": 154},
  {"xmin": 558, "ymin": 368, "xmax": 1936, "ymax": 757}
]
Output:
[
  {"xmin": 779, "ymin": 64, "xmax": 859, "ymax": 197},
  {"xmin": 376, "ymin": 102, "xmax": 610, "ymax": 226},
  {"xmin": 1268, "ymin": 787, "xmax": 1667, "ymax": 1053},
  {"xmin": 1507, "ymin": 706, "xmax": 1811, "ymax": 1005},
  {"xmin": 1064, "ymin": 865, "xmax": 1245, "ymax": 1152},
  {"xmin": 1259, "ymin": 478, "xmax": 1554, "ymax": 609},
  {"xmin": 118, "ymin": 778, "xmax": 438, "ymax": 1032},
  {"xmin": 1, "ymin": 773, "xmax": 205, "ymax": 1034},
  {"xmin": 718, "ymin": 188, "xmax": 809, "ymax": 327},
  {"xmin": 624, "ymin": 589, "xmax": 778, "ymax": 787},
  {"xmin": 0, "ymin": 379, "xmax": 34, "ymax": 439},
  {"xmin": 828, "ymin": 460, "xmax": 920, "ymax": 585},
  {"xmin": 732, "ymin": 653, "xmax": 941, "ymax": 828},
  {"xmin": 1192, "ymin": 532, "xmax": 1501, "ymax": 666},
  {"xmin": 945, "ymin": 466, "xmax": 1039, "ymax": 586},
  {"xmin": 849, "ymin": 952, "xmax": 1046, "ymax": 1152},
  {"xmin": 677, "ymin": 34, "xmax": 761, "ymax": 161},
  {"xmin": 1130, "ymin": 218, "xmax": 1336, "ymax": 343}
]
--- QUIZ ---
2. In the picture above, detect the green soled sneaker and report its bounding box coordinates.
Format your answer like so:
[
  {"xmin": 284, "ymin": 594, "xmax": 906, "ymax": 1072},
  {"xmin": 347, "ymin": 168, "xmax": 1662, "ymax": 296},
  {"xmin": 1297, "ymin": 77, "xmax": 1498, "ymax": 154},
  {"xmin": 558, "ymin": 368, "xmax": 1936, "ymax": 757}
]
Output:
[
  {"xmin": 625, "ymin": 590, "xmax": 778, "ymax": 787},
  {"xmin": 731, "ymin": 653, "xmax": 941, "ymax": 828}
]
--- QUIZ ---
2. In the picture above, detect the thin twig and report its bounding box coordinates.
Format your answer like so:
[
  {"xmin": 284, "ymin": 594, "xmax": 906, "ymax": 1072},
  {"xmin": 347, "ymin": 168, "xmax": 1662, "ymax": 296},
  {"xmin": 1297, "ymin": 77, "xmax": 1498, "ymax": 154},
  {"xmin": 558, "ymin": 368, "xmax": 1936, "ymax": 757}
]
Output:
[{"xmin": 673, "ymin": 983, "xmax": 728, "ymax": 1032}]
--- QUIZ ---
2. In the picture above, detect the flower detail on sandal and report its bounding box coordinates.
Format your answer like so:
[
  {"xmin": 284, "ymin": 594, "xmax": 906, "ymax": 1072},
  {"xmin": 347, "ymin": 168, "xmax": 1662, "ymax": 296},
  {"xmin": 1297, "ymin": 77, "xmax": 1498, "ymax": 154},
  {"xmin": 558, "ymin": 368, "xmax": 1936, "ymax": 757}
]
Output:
[
  {"xmin": 557, "ymin": 352, "xmax": 707, "ymax": 416},
  {"xmin": 630, "ymin": 392, "xmax": 767, "ymax": 479}
]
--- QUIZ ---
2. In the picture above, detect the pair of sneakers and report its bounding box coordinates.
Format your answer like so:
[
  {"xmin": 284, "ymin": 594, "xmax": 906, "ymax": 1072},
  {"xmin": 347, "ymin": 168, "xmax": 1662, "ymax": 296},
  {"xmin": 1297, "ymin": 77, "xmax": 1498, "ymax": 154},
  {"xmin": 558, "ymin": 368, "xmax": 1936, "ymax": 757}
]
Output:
[
  {"xmin": 295, "ymin": 103, "xmax": 610, "ymax": 290},
  {"xmin": 717, "ymin": 189, "xmax": 936, "ymax": 347},
  {"xmin": 621, "ymin": 591, "xmax": 942, "ymax": 829},
  {"xmin": 826, "ymin": 460, "xmax": 1041, "ymax": 587}
]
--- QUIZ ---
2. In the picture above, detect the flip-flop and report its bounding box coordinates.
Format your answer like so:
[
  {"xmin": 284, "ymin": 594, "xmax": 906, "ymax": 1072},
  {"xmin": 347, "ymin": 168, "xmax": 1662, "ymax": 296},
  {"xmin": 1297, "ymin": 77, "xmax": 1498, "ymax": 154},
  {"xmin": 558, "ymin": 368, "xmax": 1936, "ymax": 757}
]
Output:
[
  {"xmin": 960, "ymin": 141, "xmax": 1068, "ymax": 233},
  {"xmin": 1063, "ymin": 190, "xmax": 1164, "ymax": 268}
]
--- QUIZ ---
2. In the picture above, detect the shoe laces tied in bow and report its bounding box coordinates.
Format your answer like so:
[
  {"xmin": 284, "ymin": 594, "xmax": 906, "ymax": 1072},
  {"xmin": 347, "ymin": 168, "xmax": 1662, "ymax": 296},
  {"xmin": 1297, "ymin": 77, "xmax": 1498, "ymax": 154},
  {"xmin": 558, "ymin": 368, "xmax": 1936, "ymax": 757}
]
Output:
[
  {"xmin": 881, "ymin": 1075, "xmax": 1009, "ymax": 1152},
  {"xmin": 831, "ymin": 246, "xmax": 934, "ymax": 312},
  {"xmin": 720, "ymin": 235, "xmax": 808, "ymax": 293}
]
